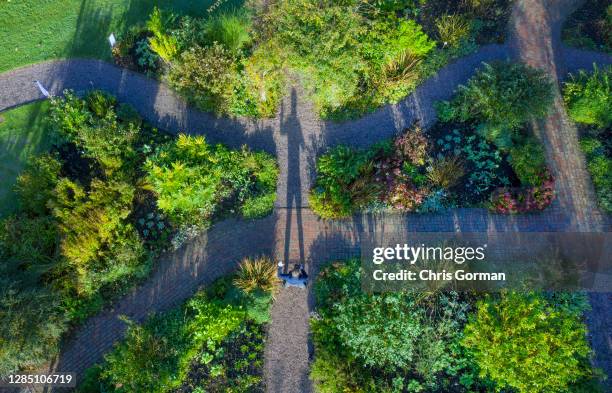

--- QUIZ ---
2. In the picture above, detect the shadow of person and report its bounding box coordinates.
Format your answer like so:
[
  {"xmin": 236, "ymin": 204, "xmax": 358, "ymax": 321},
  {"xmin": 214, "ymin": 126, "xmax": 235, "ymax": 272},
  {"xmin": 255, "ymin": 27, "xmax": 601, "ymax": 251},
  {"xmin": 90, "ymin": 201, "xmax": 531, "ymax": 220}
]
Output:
[{"xmin": 280, "ymin": 88, "xmax": 306, "ymax": 266}]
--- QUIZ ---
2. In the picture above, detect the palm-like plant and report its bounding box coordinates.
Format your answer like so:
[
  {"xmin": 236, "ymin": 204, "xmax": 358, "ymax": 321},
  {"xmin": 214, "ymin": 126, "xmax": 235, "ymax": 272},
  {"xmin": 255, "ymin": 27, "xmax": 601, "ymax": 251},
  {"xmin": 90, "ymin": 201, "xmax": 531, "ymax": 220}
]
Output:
[
  {"xmin": 233, "ymin": 256, "xmax": 281, "ymax": 296},
  {"xmin": 147, "ymin": 7, "xmax": 178, "ymax": 63}
]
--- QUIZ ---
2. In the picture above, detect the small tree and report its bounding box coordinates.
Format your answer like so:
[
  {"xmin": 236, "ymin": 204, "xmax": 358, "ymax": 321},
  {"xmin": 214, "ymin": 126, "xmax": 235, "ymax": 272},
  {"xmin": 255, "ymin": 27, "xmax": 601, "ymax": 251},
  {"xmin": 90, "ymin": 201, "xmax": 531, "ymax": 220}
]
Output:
[{"xmin": 463, "ymin": 291, "xmax": 594, "ymax": 393}]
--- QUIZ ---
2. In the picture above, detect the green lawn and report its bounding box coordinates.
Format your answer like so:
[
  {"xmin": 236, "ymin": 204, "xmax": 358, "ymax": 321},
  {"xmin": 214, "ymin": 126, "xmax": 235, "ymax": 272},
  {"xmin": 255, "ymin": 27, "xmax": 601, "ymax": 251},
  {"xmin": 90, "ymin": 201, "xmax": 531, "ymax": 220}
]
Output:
[
  {"xmin": 0, "ymin": 101, "xmax": 54, "ymax": 217},
  {"xmin": 0, "ymin": 0, "xmax": 241, "ymax": 72}
]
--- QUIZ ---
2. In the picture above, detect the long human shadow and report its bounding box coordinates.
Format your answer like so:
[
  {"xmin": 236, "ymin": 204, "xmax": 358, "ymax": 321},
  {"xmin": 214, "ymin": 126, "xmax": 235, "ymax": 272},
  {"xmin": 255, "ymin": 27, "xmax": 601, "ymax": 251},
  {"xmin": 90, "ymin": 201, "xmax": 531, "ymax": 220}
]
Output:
[{"xmin": 281, "ymin": 88, "xmax": 306, "ymax": 265}]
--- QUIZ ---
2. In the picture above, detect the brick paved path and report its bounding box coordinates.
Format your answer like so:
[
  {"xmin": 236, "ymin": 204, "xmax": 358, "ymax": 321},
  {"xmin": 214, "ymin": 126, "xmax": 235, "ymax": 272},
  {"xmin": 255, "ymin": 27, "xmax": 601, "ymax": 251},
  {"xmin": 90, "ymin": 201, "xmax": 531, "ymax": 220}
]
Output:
[{"xmin": 1, "ymin": 1, "xmax": 611, "ymax": 391}]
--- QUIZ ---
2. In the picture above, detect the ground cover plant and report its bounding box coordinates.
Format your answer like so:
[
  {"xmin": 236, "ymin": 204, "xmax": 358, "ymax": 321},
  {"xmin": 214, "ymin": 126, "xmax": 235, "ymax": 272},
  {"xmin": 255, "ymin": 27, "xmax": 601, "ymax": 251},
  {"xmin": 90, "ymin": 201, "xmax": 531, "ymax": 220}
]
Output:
[
  {"xmin": 110, "ymin": 0, "xmax": 512, "ymax": 119},
  {"xmin": 563, "ymin": 65, "xmax": 612, "ymax": 213},
  {"xmin": 562, "ymin": 0, "xmax": 612, "ymax": 54},
  {"xmin": 78, "ymin": 256, "xmax": 277, "ymax": 393},
  {"xmin": 311, "ymin": 258, "xmax": 602, "ymax": 393},
  {"xmin": 0, "ymin": 92, "xmax": 277, "ymax": 377},
  {"xmin": 310, "ymin": 62, "xmax": 555, "ymax": 218}
]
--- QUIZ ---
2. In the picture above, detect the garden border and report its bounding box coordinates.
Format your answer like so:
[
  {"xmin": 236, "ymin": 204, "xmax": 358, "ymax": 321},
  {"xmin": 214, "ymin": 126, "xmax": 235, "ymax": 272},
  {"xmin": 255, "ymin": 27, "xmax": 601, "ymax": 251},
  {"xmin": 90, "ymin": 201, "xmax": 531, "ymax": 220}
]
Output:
[{"xmin": 1, "ymin": 0, "xmax": 612, "ymax": 391}]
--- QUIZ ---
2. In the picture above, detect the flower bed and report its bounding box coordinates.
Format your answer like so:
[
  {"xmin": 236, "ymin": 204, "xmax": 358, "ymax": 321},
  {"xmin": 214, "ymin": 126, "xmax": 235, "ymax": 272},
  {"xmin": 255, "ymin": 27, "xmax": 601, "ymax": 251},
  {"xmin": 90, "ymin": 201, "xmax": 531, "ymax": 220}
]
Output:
[
  {"xmin": 310, "ymin": 62, "xmax": 556, "ymax": 218},
  {"xmin": 79, "ymin": 257, "xmax": 279, "ymax": 393},
  {"xmin": 310, "ymin": 259, "xmax": 600, "ymax": 393},
  {"xmin": 112, "ymin": 1, "xmax": 512, "ymax": 119},
  {"xmin": 0, "ymin": 92, "xmax": 277, "ymax": 378},
  {"xmin": 489, "ymin": 173, "xmax": 555, "ymax": 214}
]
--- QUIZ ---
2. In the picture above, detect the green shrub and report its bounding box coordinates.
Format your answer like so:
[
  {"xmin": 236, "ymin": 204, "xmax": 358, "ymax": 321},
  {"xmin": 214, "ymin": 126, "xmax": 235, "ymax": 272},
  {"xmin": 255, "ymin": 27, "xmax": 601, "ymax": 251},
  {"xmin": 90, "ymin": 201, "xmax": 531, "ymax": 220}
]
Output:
[
  {"xmin": 436, "ymin": 129, "xmax": 507, "ymax": 199},
  {"xmin": 146, "ymin": 7, "xmax": 178, "ymax": 63},
  {"xmin": 463, "ymin": 291, "xmax": 596, "ymax": 393},
  {"xmin": 435, "ymin": 14, "xmax": 473, "ymax": 48},
  {"xmin": 311, "ymin": 259, "xmax": 479, "ymax": 392},
  {"xmin": 508, "ymin": 137, "xmax": 548, "ymax": 186},
  {"xmin": 427, "ymin": 155, "xmax": 465, "ymax": 188},
  {"xmin": 203, "ymin": 10, "xmax": 252, "ymax": 53},
  {"xmin": 562, "ymin": 0, "xmax": 612, "ymax": 53},
  {"xmin": 146, "ymin": 135, "xmax": 277, "ymax": 227},
  {"xmin": 310, "ymin": 146, "xmax": 375, "ymax": 219},
  {"xmin": 86, "ymin": 90, "xmax": 116, "ymax": 118},
  {"xmin": 50, "ymin": 91, "xmax": 91, "ymax": 139},
  {"xmin": 266, "ymin": 0, "xmax": 435, "ymax": 119},
  {"xmin": 169, "ymin": 44, "xmax": 237, "ymax": 114},
  {"xmin": 101, "ymin": 296, "xmax": 243, "ymax": 393},
  {"xmin": 563, "ymin": 65, "xmax": 611, "ymax": 128},
  {"xmin": 580, "ymin": 137, "xmax": 612, "ymax": 212},
  {"xmin": 15, "ymin": 154, "xmax": 62, "ymax": 216},
  {"xmin": 239, "ymin": 41, "xmax": 286, "ymax": 118},
  {"xmin": 438, "ymin": 62, "xmax": 554, "ymax": 149},
  {"xmin": 51, "ymin": 90, "xmax": 139, "ymax": 177},
  {"xmin": 0, "ymin": 215, "xmax": 58, "ymax": 273},
  {"xmin": 0, "ymin": 282, "xmax": 67, "ymax": 377},
  {"xmin": 83, "ymin": 271, "xmax": 274, "ymax": 393},
  {"xmin": 51, "ymin": 178, "xmax": 142, "ymax": 297},
  {"xmin": 241, "ymin": 193, "xmax": 276, "ymax": 218}
]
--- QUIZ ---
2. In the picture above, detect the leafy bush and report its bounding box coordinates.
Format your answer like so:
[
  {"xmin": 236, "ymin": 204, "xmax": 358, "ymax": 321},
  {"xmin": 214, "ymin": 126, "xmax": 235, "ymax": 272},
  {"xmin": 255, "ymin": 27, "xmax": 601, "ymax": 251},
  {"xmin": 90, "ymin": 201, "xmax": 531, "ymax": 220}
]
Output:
[
  {"xmin": 145, "ymin": 135, "xmax": 277, "ymax": 227},
  {"xmin": 101, "ymin": 299, "xmax": 243, "ymax": 393},
  {"xmin": 0, "ymin": 281, "xmax": 67, "ymax": 377},
  {"xmin": 435, "ymin": 14, "xmax": 473, "ymax": 48},
  {"xmin": 203, "ymin": 10, "xmax": 252, "ymax": 53},
  {"xmin": 463, "ymin": 291, "xmax": 596, "ymax": 393},
  {"xmin": 266, "ymin": 0, "xmax": 435, "ymax": 119},
  {"xmin": 233, "ymin": 256, "xmax": 281, "ymax": 296},
  {"xmin": 311, "ymin": 259, "xmax": 481, "ymax": 392},
  {"xmin": 81, "ymin": 272, "xmax": 272, "ymax": 393},
  {"xmin": 437, "ymin": 62, "xmax": 554, "ymax": 149},
  {"xmin": 508, "ymin": 137, "xmax": 548, "ymax": 186},
  {"xmin": 51, "ymin": 91, "xmax": 139, "ymax": 177},
  {"xmin": 15, "ymin": 154, "xmax": 62, "ymax": 216},
  {"xmin": 173, "ymin": 321, "xmax": 266, "ymax": 392},
  {"xmin": 393, "ymin": 125, "xmax": 429, "ymax": 165},
  {"xmin": 168, "ymin": 44, "xmax": 237, "ymax": 115},
  {"xmin": 562, "ymin": 0, "xmax": 612, "ymax": 53},
  {"xmin": 436, "ymin": 129, "xmax": 508, "ymax": 199},
  {"xmin": 309, "ymin": 146, "xmax": 376, "ymax": 219},
  {"xmin": 563, "ymin": 65, "xmax": 611, "ymax": 128},
  {"xmin": 0, "ymin": 215, "xmax": 58, "ymax": 272},
  {"xmin": 580, "ymin": 137, "xmax": 612, "ymax": 213},
  {"xmin": 146, "ymin": 7, "xmax": 178, "ymax": 63}
]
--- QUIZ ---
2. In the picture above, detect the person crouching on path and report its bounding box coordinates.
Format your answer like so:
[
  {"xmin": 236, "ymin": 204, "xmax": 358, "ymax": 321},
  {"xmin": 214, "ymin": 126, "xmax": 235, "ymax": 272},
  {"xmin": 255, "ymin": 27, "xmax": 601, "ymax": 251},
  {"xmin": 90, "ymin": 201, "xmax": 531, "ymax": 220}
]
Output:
[{"xmin": 277, "ymin": 261, "xmax": 308, "ymax": 288}]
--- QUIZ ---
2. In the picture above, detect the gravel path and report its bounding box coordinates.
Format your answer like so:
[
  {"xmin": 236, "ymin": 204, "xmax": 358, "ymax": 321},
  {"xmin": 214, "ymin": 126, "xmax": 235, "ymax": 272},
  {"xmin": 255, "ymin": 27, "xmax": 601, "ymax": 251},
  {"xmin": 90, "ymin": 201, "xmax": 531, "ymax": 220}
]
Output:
[{"xmin": 1, "ymin": 1, "xmax": 611, "ymax": 391}]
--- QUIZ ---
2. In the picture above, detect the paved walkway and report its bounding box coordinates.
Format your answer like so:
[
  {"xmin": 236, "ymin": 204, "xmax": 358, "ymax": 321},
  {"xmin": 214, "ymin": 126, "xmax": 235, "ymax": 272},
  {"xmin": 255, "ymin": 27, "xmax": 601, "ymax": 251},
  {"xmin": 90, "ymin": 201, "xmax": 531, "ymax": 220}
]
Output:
[{"xmin": 1, "ymin": 0, "xmax": 611, "ymax": 392}]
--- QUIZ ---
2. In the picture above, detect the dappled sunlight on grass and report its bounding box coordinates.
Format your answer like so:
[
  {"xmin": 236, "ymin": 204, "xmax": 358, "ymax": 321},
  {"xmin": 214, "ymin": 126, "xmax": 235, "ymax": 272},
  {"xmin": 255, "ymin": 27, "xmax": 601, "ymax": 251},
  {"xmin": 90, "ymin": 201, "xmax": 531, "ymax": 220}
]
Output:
[
  {"xmin": 0, "ymin": 101, "xmax": 54, "ymax": 217},
  {"xmin": 0, "ymin": 0, "xmax": 244, "ymax": 72}
]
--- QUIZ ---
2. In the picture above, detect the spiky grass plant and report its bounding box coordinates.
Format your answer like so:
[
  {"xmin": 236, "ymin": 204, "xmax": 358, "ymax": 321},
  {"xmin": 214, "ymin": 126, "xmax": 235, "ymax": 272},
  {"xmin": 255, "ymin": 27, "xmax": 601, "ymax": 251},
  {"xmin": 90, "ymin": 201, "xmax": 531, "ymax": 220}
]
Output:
[
  {"xmin": 427, "ymin": 156, "xmax": 465, "ymax": 189},
  {"xmin": 435, "ymin": 14, "xmax": 472, "ymax": 48},
  {"xmin": 233, "ymin": 256, "xmax": 281, "ymax": 296}
]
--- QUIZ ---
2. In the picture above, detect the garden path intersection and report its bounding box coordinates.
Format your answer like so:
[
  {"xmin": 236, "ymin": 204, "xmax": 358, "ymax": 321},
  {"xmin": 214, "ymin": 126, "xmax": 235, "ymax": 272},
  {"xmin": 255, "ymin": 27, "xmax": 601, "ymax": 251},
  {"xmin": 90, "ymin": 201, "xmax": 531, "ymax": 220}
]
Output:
[{"xmin": 0, "ymin": 0, "xmax": 611, "ymax": 392}]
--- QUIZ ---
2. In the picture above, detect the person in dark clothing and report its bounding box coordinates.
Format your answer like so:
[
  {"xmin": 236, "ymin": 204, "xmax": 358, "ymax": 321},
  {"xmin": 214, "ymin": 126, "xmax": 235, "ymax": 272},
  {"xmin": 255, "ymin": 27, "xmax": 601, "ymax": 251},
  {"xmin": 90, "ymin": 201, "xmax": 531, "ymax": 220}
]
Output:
[{"xmin": 277, "ymin": 261, "xmax": 308, "ymax": 288}]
